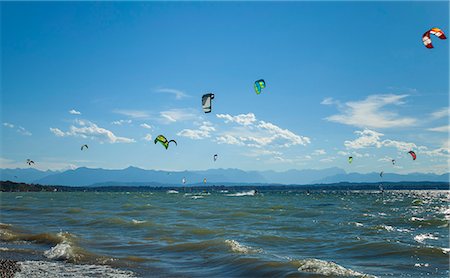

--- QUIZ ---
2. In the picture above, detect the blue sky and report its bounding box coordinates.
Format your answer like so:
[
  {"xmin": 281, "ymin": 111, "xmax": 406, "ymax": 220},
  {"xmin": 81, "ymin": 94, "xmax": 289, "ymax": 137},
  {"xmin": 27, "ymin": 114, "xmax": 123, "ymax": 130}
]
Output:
[{"xmin": 1, "ymin": 1, "xmax": 449, "ymax": 174}]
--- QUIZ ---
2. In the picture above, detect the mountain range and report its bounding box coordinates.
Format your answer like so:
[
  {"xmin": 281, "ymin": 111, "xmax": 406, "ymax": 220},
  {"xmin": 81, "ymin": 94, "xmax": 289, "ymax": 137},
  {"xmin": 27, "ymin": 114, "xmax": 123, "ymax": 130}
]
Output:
[{"xmin": 1, "ymin": 166, "xmax": 448, "ymax": 187}]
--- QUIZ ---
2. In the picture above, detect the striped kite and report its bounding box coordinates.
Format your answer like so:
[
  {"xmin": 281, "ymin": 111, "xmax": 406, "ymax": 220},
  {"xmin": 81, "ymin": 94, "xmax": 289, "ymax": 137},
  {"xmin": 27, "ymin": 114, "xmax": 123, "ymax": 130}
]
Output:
[
  {"xmin": 422, "ymin": 28, "xmax": 446, "ymax": 49},
  {"xmin": 254, "ymin": 79, "xmax": 266, "ymax": 95},
  {"xmin": 154, "ymin": 135, "xmax": 177, "ymax": 150}
]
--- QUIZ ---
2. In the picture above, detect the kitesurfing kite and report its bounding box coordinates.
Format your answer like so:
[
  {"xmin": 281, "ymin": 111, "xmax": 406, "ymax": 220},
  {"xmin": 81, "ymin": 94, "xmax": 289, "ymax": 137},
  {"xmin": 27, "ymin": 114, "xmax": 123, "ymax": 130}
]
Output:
[
  {"xmin": 254, "ymin": 79, "xmax": 266, "ymax": 95},
  {"xmin": 348, "ymin": 156, "xmax": 353, "ymax": 164},
  {"xmin": 408, "ymin": 151, "xmax": 417, "ymax": 160},
  {"xmin": 81, "ymin": 144, "xmax": 88, "ymax": 151},
  {"xmin": 380, "ymin": 171, "xmax": 383, "ymax": 178},
  {"xmin": 203, "ymin": 178, "xmax": 207, "ymax": 184},
  {"xmin": 213, "ymin": 154, "xmax": 218, "ymax": 162},
  {"xmin": 422, "ymin": 28, "xmax": 446, "ymax": 49},
  {"xmin": 391, "ymin": 159, "xmax": 396, "ymax": 165},
  {"xmin": 182, "ymin": 177, "xmax": 186, "ymax": 185},
  {"xmin": 26, "ymin": 159, "xmax": 34, "ymax": 166},
  {"xmin": 202, "ymin": 93, "xmax": 215, "ymax": 113},
  {"xmin": 154, "ymin": 135, "xmax": 177, "ymax": 150}
]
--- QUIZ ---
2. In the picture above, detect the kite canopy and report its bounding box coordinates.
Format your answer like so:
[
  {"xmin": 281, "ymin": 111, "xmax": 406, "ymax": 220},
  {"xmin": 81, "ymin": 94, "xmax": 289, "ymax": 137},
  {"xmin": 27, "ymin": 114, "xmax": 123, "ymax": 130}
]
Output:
[
  {"xmin": 254, "ymin": 79, "xmax": 266, "ymax": 94},
  {"xmin": 154, "ymin": 135, "xmax": 177, "ymax": 150},
  {"xmin": 348, "ymin": 156, "xmax": 353, "ymax": 164},
  {"xmin": 213, "ymin": 154, "xmax": 218, "ymax": 162},
  {"xmin": 26, "ymin": 159, "xmax": 34, "ymax": 166},
  {"xmin": 81, "ymin": 144, "xmax": 88, "ymax": 150},
  {"xmin": 182, "ymin": 177, "xmax": 186, "ymax": 184},
  {"xmin": 203, "ymin": 178, "xmax": 207, "ymax": 184},
  {"xmin": 380, "ymin": 171, "xmax": 383, "ymax": 178},
  {"xmin": 202, "ymin": 93, "xmax": 215, "ymax": 113},
  {"xmin": 408, "ymin": 151, "xmax": 417, "ymax": 160},
  {"xmin": 392, "ymin": 159, "xmax": 396, "ymax": 165},
  {"xmin": 422, "ymin": 28, "xmax": 446, "ymax": 49}
]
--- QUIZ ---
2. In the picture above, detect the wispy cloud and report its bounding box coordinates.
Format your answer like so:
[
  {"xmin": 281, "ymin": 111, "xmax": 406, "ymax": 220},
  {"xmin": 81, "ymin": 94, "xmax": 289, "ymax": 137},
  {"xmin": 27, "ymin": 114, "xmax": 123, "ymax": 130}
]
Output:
[
  {"xmin": 3, "ymin": 122, "xmax": 32, "ymax": 136},
  {"xmin": 17, "ymin": 126, "xmax": 32, "ymax": 136},
  {"xmin": 215, "ymin": 113, "xmax": 310, "ymax": 148},
  {"xmin": 140, "ymin": 123, "xmax": 152, "ymax": 130},
  {"xmin": 177, "ymin": 121, "xmax": 215, "ymax": 140},
  {"xmin": 312, "ymin": 149, "xmax": 326, "ymax": 155},
  {"xmin": 3, "ymin": 122, "xmax": 14, "ymax": 128},
  {"xmin": 427, "ymin": 125, "xmax": 450, "ymax": 133},
  {"xmin": 160, "ymin": 108, "xmax": 198, "ymax": 124},
  {"xmin": 114, "ymin": 109, "xmax": 150, "ymax": 119},
  {"xmin": 69, "ymin": 109, "xmax": 81, "ymax": 115},
  {"xmin": 50, "ymin": 119, "xmax": 135, "ymax": 143},
  {"xmin": 142, "ymin": 134, "xmax": 153, "ymax": 141},
  {"xmin": 111, "ymin": 119, "xmax": 132, "ymax": 125},
  {"xmin": 216, "ymin": 113, "xmax": 257, "ymax": 126},
  {"xmin": 156, "ymin": 88, "xmax": 189, "ymax": 100},
  {"xmin": 430, "ymin": 107, "xmax": 449, "ymax": 120},
  {"xmin": 323, "ymin": 94, "xmax": 417, "ymax": 129}
]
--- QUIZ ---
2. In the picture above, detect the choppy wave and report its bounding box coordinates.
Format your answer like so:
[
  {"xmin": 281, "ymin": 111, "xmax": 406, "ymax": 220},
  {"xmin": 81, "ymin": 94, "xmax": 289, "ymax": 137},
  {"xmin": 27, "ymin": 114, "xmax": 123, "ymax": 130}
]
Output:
[
  {"xmin": 414, "ymin": 233, "xmax": 438, "ymax": 243},
  {"xmin": 224, "ymin": 239, "xmax": 262, "ymax": 254},
  {"xmin": 16, "ymin": 260, "xmax": 136, "ymax": 278},
  {"xmin": 295, "ymin": 258, "xmax": 375, "ymax": 277},
  {"xmin": 166, "ymin": 190, "xmax": 179, "ymax": 194},
  {"xmin": 226, "ymin": 190, "xmax": 256, "ymax": 197}
]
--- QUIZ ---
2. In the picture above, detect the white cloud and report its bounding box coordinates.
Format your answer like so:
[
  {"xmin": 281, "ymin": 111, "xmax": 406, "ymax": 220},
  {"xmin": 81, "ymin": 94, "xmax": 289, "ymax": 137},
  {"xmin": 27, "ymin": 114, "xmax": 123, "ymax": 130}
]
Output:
[
  {"xmin": 114, "ymin": 109, "xmax": 150, "ymax": 119},
  {"xmin": 345, "ymin": 128, "xmax": 419, "ymax": 153},
  {"xmin": 430, "ymin": 107, "xmax": 449, "ymax": 120},
  {"xmin": 216, "ymin": 113, "xmax": 257, "ymax": 126},
  {"xmin": 17, "ymin": 126, "xmax": 32, "ymax": 136},
  {"xmin": 143, "ymin": 134, "xmax": 153, "ymax": 141},
  {"xmin": 156, "ymin": 88, "xmax": 189, "ymax": 100},
  {"xmin": 160, "ymin": 108, "xmax": 198, "ymax": 124},
  {"xmin": 215, "ymin": 134, "xmax": 245, "ymax": 146},
  {"xmin": 344, "ymin": 129, "xmax": 384, "ymax": 149},
  {"xmin": 50, "ymin": 128, "xmax": 65, "ymax": 137},
  {"xmin": 324, "ymin": 94, "xmax": 417, "ymax": 128},
  {"xmin": 140, "ymin": 123, "xmax": 152, "ymax": 130},
  {"xmin": 216, "ymin": 113, "xmax": 310, "ymax": 148},
  {"xmin": 427, "ymin": 125, "xmax": 450, "ymax": 133},
  {"xmin": 177, "ymin": 122, "xmax": 215, "ymax": 140},
  {"xmin": 69, "ymin": 109, "xmax": 81, "ymax": 115},
  {"xmin": 320, "ymin": 97, "xmax": 338, "ymax": 105},
  {"xmin": 50, "ymin": 120, "xmax": 135, "ymax": 143},
  {"xmin": 312, "ymin": 149, "xmax": 326, "ymax": 155},
  {"xmin": 111, "ymin": 119, "xmax": 132, "ymax": 125},
  {"xmin": 3, "ymin": 122, "xmax": 31, "ymax": 135}
]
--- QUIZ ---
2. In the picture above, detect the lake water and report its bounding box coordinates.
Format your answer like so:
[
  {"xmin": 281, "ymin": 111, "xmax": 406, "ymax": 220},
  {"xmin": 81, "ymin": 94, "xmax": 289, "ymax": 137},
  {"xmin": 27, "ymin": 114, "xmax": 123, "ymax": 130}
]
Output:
[{"xmin": 1, "ymin": 189, "xmax": 449, "ymax": 277}]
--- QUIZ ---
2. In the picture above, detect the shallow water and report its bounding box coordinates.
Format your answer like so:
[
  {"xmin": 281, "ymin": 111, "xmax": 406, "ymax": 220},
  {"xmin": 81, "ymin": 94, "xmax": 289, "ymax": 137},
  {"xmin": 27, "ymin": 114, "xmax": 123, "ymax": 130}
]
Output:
[{"xmin": 1, "ymin": 189, "xmax": 449, "ymax": 277}]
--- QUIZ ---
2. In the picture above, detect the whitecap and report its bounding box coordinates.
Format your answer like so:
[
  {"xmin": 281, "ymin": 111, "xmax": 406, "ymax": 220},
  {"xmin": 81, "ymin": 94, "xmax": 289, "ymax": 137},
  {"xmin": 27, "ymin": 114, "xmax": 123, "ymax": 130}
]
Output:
[
  {"xmin": 297, "ymin": 258, "xmax": 375, "ymax": 277},
  {"xmin": 226, "ymin": 190, "xmax": 256, "ymax": 197},
  {"xmin": 414, "ymin": 233, "xmax": 438, "ymax": 243},
  {"xmin": 224, "ymin": 239, "xmax": 261, "ymax": 254},
  {"xmin": 131, "ymin": 219, "xmax": 146, "ymax": 224},
  {"xmin": 166, "ymin": 190, "xmax": 179, "ymax": 194}
]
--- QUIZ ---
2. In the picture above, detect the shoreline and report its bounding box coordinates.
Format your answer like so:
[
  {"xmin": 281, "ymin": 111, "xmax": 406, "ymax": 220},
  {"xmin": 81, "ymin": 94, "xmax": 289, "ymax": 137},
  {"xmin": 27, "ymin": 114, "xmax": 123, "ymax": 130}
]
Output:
[{"xmin": 1, "ymin": 180, "xmax": 449, "ymax": 192}]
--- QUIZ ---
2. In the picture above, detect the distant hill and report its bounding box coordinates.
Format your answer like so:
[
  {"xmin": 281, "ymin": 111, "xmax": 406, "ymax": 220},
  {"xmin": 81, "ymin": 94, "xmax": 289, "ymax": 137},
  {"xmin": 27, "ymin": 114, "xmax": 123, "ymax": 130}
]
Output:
[
  {"xmin": 0, "ymin": 168, "xmax": 59, "ymax": 183},
  {"xmin": 0, "ymin": 166, "xmax": 448, "ymax": 187}
]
